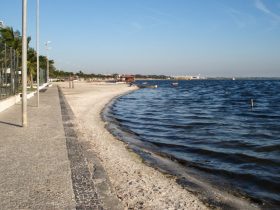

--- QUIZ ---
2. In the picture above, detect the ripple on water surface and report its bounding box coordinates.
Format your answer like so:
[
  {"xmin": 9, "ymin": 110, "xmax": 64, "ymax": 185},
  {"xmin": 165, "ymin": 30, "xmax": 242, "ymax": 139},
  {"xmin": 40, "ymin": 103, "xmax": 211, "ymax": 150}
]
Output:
[{"xmin": 106, "ymin": 80, "xmax": 280, "ymax": 208}]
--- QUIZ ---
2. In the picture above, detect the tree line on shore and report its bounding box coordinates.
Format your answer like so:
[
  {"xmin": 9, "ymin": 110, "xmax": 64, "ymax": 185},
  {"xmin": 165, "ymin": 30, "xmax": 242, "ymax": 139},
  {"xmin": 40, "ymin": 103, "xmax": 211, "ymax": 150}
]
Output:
[
  {"xmin": 0, "ymin": 26, "xmax": 56, "ymax": 87},
  {"xmin": 0, "ymin": 24, "xmax": 83, "ymax": 85},
  {"xmin": 1, "ymin": 24, "xmax": 170, "ymax": 83}
]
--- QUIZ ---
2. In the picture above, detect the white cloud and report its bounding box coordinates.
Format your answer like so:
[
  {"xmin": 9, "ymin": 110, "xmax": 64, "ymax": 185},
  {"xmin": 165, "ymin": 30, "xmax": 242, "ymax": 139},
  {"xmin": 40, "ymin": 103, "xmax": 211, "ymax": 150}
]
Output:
[{"xmin": 254, "ymin": 0, "xmax": 280, "ymax": 22}]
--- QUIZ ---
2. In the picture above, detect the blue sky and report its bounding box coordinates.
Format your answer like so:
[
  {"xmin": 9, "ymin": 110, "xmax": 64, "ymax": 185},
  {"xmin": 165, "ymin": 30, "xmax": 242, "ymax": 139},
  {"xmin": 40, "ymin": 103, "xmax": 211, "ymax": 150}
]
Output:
[{"xmin": 0, "ymin": 0, "xmax": 280, "ymax": 77}]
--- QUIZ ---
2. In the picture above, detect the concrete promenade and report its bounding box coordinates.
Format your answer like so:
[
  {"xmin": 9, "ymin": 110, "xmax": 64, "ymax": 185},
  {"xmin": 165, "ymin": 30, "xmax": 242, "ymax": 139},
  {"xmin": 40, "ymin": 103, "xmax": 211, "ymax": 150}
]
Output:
[{"xmin": 0, "ymin": 85, "xmax": 120, "ymax": 209}]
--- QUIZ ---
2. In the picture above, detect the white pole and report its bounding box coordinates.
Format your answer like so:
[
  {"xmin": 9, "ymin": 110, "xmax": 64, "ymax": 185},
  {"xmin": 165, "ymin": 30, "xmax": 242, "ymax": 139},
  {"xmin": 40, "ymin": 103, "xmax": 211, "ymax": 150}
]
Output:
[
  {"xmin": 36, "ymin": 0, "xmax": 40, "ymax": 107},
  {"xmin": 22, "ymin": 0, "xmax": 27, "ymax": 127},
  {"xmin": 46, "ymin": 49, "xmax": 49, "ymax": 83},
  {"xmin": 45, "ymin": 41, "xmax": 51, "ymax": 83}
]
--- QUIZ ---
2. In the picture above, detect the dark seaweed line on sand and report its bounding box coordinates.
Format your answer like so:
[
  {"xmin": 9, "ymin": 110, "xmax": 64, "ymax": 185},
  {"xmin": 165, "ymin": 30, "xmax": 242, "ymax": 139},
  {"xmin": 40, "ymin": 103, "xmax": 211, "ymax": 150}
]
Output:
[{"xmin": 58, "ymin": 87, "xmax": 103, "ymax": 210}]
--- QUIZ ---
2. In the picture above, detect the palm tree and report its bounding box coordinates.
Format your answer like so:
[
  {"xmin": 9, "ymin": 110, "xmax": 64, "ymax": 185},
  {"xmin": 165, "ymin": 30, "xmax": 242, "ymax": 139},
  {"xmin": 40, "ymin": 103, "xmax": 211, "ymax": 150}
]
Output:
[
  {"xmin": 0, "ymin": 27, "xmax": 16, "ymax": 47},
  {"xmin": 1, "ymin": 24, "xmax": 60, "ymax": 88},
  {"xmin": 0, "ymin": 27, "xmax": 25, "ymax": 55},
  {"xmin": 0, "ymin": 26, "xmax": 31, "ymax": 70},
  {"xmin": 27, "ymin": 48, "xmax": 37, "ymax": 88}
]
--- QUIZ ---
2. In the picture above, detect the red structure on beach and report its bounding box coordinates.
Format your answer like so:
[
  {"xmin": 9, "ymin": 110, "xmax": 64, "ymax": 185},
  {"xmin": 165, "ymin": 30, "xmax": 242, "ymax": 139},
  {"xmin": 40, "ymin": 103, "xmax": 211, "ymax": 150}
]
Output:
[{"xmin": 119, "ymin": 75, "xmax": 135, "ymax": 83}]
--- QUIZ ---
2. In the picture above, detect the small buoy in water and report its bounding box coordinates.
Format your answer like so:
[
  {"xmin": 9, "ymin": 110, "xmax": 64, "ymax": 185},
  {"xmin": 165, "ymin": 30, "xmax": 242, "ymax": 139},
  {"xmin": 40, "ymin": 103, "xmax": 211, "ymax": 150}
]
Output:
[{"xmin": 251, "ymin": 99, "xmax": 254, "ymax": 108}]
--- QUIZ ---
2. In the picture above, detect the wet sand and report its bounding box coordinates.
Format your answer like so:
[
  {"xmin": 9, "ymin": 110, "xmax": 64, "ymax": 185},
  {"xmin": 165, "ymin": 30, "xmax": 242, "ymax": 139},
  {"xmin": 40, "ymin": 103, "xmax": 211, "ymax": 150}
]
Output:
[{"xmin": 58, "ymin": 81, "xmax": 208, "ymax": 210}]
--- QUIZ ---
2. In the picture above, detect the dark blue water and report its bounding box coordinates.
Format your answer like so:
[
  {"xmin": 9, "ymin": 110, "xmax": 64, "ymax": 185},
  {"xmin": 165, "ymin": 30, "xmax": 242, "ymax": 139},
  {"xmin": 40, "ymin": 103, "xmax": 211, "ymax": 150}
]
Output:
[{"xmin": 105, "ymin": 80, "xmax": 280, "ymax": 208}]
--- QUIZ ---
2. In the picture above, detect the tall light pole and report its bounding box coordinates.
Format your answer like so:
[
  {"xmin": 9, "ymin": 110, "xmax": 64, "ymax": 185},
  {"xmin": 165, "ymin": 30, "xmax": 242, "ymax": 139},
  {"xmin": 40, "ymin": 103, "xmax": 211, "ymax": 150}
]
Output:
[
  {"xmin": 22, "ymin": 0, "xmax": 28, "ymax": 127},
  {"xmin": 45, "ymin": 41, "xmax": 51, "ymax": 83},
  {"xmin": 36, "ymin": 0, "xmax": 40, "ymax": 107}
]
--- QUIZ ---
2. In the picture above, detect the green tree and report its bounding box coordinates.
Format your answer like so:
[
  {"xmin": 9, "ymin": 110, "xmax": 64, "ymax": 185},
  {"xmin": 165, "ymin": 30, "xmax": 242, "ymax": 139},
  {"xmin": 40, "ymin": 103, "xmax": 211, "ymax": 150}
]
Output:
[
  {"xmin": 0, "ymin": 27, "xmax": 31, "ymax": 56},
  {"xmin": 27, "ymin": 48, "xmax": 37, "ymax": 88},
  {"xmin": 0, "ymin": 27, "xmax": 16, "ymax": 48}
]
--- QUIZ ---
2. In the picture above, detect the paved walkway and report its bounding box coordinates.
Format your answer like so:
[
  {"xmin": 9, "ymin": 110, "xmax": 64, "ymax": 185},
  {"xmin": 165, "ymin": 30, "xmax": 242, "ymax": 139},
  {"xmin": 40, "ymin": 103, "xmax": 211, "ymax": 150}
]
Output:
[{"xmin": 0, "ymin": 85, "xmax": 120, "ymax": 209}]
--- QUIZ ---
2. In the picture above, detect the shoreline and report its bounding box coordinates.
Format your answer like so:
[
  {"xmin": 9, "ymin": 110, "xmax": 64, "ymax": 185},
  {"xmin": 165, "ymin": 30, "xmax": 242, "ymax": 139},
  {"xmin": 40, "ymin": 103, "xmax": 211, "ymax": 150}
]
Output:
[
  {"xmin": 102, "ymin": 92, "xmax": 262, "ymax": 210},
  {"xmin": 58, "ymin": 81, "xmax": 260, "ymax": 209},
  {"xmin": 58, "ymin": 81, "xmax": 208, "ymax": 209}
]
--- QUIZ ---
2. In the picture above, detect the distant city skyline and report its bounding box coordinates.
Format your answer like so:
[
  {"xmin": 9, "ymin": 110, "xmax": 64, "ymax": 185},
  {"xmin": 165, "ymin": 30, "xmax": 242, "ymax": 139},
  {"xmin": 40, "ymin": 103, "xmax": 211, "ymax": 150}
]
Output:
[{"xmin": 0, "ymin": 0, "xmax": 279, "ymax": 77}]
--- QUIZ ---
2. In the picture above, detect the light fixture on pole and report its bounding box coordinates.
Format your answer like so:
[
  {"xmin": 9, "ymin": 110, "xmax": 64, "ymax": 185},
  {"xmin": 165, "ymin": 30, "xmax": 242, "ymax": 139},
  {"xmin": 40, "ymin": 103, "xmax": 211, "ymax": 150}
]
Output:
[
  {"xmin": 45, "ymin": 41, "xmax": 51, "ymax": 83},
  {"xmin": 22, "ymin": 0, "xmax": 28, "ymax": 127},
  {"xmin": 36, "ymin": 0, "xmax": 40, "ymax": 107}
]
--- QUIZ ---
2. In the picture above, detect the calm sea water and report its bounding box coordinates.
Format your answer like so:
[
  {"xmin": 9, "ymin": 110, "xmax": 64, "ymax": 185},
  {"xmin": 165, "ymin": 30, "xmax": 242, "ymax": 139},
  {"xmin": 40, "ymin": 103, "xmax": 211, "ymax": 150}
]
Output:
[{"xmin": 105, "ymin": 80, "xmax": 280, "ymax": 208}]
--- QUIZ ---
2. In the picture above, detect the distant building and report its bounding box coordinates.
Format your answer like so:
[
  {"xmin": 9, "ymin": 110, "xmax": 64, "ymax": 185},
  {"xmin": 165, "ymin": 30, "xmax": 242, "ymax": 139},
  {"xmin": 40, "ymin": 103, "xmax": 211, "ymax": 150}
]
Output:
[
  {"xmin": 0, "ymin": 20, "xmax": 4, "ymax": 28},
  {"xmin": 119, "ymin": 75, "xmax": 135, "ymax": 83},
  {"xmin": 173, "ymin": 74, "xmax": 201, "ymax": 80},
  {"xmin": 173, "ymin": 75, "xmax": 193, "ymax": 80},
  {"xmin": 191, "ymin": 75, "xmax": 201, "ymax": 80},
  {"xmin": 14, "ymin": 31, "xmax": 20, "ymax": 38}
]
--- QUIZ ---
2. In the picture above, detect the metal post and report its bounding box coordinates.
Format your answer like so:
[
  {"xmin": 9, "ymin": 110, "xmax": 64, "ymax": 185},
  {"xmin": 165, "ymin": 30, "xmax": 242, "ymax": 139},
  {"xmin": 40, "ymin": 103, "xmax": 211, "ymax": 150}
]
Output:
[
  {"xmin": 0, "ymin": 63, "xmax": 3, "ymax": 99},
  {"xmin": 22, "ymin": 0, "xmax": 28, "ymax": 127},
  {"xmin": 10, "ymin": 47, "xmax": 13, "ymax": 95},
  {"xmin": 46, "ymin": 51, "xmax": 49, "ymax": 83},
  {"xmin": 36, "ymin": 0, "xmax": 40, "ymax": 107},
  {"xmin": 45, "ymin": 41, "xmax": 51, "ymax": 83},
  {"xmin": 4, "ymin": 43, "xmax": 7, "ymax": 97},
  {"xmin": 16, "ymin": 54, "xmax": 19, "ymax": 92},
  {"xmin": 12, "ymin": 49, "xmax": 15, "ymax": 94}
]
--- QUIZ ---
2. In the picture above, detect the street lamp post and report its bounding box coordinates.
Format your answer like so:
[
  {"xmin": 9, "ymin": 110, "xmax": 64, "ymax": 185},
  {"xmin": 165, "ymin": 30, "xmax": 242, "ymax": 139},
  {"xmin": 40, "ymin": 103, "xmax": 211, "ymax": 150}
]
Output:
[
  {"xmin": 22, "ymin": 0, "xmax": 27, "ymax": 127},
  {"xmin": 36, "ymin": 0, "xmax": 40, "ymax": 107},
  {"xmin": 45, "ymin": 41, "xmax": 51, "ymax": 83}
]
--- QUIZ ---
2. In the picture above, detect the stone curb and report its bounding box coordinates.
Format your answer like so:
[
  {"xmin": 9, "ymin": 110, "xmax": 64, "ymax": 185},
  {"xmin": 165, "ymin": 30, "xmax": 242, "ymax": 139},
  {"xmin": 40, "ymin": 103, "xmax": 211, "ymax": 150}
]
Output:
[{"xmin": 58, "ymin": 86, "xmax": 123, "ymax": 210}]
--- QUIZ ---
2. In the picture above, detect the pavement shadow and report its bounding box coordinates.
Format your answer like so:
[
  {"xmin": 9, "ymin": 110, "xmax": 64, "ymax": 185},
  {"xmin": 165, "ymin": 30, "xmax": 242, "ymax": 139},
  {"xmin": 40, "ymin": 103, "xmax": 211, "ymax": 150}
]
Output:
[{"xmin": 0, "ymin": 121, "xmax": 22, "ymax": 127}]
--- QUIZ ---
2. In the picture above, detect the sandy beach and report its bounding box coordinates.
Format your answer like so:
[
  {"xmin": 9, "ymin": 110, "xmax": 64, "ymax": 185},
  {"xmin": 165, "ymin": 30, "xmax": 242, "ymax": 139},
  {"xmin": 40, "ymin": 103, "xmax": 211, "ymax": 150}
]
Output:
[{"xmin": 58, "ymin": 81, "xmax": 208, "ymax": 210}]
